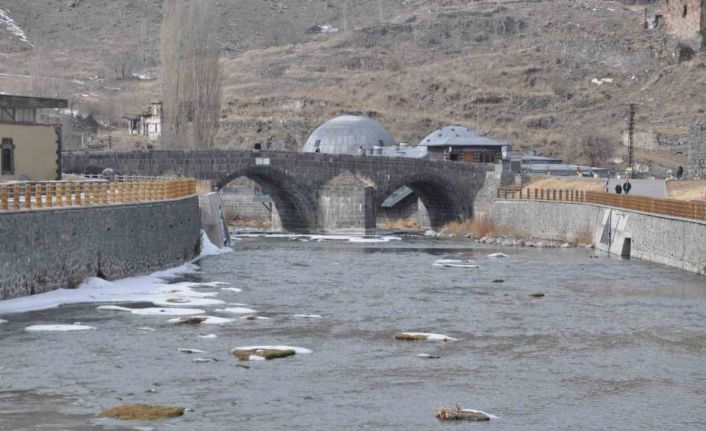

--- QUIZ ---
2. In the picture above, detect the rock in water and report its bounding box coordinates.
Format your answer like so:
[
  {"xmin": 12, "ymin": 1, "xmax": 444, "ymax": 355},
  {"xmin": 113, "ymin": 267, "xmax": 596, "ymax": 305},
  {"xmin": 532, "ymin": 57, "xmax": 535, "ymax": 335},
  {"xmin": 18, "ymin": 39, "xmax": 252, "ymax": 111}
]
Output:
[
  {"xmin": 99, "ymin": 404, "xmax": 184, "ymax": 420},
  {"xmin": 435, "ymin": 405, "xmax": 491, "ymax": 421},
  {"xmin": 233, "ymin": 348, "xmax": 296, "ymax": 361},
  {"xmin": 172, "ymin": 316, "xmax": 208, "ymax": 325},
  {"xmin": 394, "ymin": 332, "xmax": 457, "ymax": 342}
]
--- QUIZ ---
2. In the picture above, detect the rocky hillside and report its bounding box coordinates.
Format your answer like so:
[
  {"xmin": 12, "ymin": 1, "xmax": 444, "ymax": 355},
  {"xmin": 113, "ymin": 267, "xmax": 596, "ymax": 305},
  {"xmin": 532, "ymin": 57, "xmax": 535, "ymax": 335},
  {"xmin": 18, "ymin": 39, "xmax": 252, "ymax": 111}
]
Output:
[{"xmin": 0, "ymin": 0, "xmax": 704, "ymax": 173}]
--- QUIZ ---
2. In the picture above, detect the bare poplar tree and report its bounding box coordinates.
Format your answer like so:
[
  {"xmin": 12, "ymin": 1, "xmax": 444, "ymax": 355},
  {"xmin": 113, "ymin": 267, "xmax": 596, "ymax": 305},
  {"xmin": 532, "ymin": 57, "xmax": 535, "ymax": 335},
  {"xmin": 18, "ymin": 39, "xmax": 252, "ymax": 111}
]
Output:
[{"xmin": 161, "ymin": 0, "xmax": 222, "ymax": 148}]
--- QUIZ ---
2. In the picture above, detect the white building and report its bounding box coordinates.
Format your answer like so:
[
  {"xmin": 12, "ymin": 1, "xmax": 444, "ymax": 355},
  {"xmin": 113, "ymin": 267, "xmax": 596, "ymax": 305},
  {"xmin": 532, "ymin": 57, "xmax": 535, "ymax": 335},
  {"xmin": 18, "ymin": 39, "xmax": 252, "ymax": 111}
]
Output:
[{"xmin": 125, "ymin": 102, "xmax": 162, "ymax": 140}]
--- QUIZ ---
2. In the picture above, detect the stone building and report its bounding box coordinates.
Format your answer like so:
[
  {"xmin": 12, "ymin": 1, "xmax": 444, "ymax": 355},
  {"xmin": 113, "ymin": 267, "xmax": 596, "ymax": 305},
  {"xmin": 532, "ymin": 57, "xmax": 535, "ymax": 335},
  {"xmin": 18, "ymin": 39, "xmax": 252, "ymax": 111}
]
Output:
[
  {"xmin": 419, "ymin": 126, "xmax": 510, "ymax": 163},
  {"xmin": 125, "ymin": 102, "xmax": 162, "ymax": 140},
  {"xmin": 0, "ymin": 95, "xmax": 67, "ymax": 181},
  {"xmin": 647, "ymin": 0, "xmax": 706, "ymax": 49},
  {"xmin": 688, "ymin": 124, "xmax": 705, "ymax": 179}
]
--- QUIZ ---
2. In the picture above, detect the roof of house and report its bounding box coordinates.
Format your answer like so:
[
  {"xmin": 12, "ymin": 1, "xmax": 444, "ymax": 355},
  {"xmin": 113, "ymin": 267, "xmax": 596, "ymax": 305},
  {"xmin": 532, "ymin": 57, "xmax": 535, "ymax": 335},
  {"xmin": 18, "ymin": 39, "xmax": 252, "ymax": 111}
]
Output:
[
  {"xmin": 419, "ymin": 125, "xmax": 508, "ymax": 148},
  {"xmin": 0, "ymin": 94, "xmax": 68, "ymax": 109}
]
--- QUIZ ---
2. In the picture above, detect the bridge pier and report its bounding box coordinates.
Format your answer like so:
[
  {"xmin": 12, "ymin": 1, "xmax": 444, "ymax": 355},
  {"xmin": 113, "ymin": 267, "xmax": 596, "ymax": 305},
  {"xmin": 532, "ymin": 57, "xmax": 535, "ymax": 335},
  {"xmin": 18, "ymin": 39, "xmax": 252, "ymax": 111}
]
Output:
[{"xmin": 318, "ymin": 174, "xmax": 376, "ymax": 235}]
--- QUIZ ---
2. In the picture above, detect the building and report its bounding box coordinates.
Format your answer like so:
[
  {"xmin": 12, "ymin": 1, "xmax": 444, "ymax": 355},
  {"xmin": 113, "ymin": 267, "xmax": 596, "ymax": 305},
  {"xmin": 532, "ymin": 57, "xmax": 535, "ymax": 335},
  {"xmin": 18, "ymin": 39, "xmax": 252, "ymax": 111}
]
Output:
[
  {"xmin": 647, "ymin": 0, "xmax": 706, "ymax": 49},
  {"xmin": 0, "ymin": 95, "xmax": 67, "ymax": 181},
  {"xmin": 418, "ymin": 126, "xmax": 510, "ymax": 163},
  {"xmin": 302, "ymin": 115, "xmax": 396, "ymax": 155},
  {"xmin": 125, "ymin": 102, "xmax": 162, "ymax": 140}
]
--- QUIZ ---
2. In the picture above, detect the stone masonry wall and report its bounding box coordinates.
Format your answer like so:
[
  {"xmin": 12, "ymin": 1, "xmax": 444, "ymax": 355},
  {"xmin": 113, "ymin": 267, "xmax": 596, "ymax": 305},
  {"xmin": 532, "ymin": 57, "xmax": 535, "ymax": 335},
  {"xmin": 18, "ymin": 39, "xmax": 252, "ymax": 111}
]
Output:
[
  {"xmin": 491, "ymin": 200, "xmax": 706, "ymax": 274},
  {"xmin": 0, "ymin": 197, "xmax": 201, "ymax": 300}
]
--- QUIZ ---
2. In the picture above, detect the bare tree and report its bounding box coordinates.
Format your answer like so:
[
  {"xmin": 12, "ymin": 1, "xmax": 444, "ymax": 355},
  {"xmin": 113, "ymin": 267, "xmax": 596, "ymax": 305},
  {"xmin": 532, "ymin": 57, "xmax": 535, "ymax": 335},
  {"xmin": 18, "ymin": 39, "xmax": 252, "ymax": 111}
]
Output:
[
  {"xmin": 161, "ymin": 0, "xmax": 222, "ymax": 149},
  {"xmin": 31, "ymin": 41, "xmax": 61, "ymax": 97},
  {"xmin": 568, "ymin": 133, "xmax": 614, "ymax": 167}
]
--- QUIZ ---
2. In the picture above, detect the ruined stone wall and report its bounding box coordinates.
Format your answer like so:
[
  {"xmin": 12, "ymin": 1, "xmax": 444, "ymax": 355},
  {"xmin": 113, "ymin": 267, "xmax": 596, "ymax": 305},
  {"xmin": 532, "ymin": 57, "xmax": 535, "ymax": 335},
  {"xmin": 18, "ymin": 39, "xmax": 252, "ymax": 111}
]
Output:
[
  {"xmin": 0, "ymin": 197, "xmax": 201, "ymax": 300},
  {"xmin": 658, "ymin": 0, "xmax": 705, "ymax": 46},
  {"xmin": 688, "ymin": 124, "xmax": 706, "ymax": 178}
]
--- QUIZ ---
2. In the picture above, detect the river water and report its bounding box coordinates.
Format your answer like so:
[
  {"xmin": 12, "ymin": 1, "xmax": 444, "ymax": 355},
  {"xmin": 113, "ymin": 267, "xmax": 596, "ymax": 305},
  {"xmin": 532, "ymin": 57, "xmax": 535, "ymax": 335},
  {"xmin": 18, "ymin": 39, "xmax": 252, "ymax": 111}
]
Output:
[{"xmin": 0, "ymin": 235, "xmax": 705, "ymax": 430}]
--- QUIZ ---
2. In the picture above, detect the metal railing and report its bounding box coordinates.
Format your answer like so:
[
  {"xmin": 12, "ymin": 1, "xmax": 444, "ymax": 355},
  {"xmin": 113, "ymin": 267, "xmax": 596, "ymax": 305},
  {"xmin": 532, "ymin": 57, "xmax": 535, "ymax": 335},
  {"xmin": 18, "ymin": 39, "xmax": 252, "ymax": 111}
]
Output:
[
  {"xmin": 497, "ymin": 187, "xmax": 706, "ymax": 221},
  {"xmin": 0, "ymin": 177, "xmax": 197, "ymax": 211}
]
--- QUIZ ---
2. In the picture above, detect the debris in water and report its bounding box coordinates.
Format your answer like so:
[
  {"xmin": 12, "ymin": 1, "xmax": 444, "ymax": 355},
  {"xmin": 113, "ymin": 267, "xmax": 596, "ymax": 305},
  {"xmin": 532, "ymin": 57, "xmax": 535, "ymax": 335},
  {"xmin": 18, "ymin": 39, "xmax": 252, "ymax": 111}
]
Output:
[
  {"xmin": 99, "ymin": 404, "xmax": 185, "ymax": 420},
  {"xmin": 177, "ymin": 348, "xmax": 205, "ymax": 354},
  {"xmin": 146, "ymin": 387, "xmax": 158, "ymax": 393},
  {"xmin": 171, "ymin": 316, "xmax": 208, "ymax": 325},
  {"xmin": 236, "ymin": 363, "xmax": 251, "ymax": 369},
  {"xmin": 417, "ymin": 353, "xmax": 442, "ymax": 359},
  {"xmin": 394, "ymin": 332, "xmax": 457, "ymax": 342},
  {"xmin": 242, "ymin": 315, "xmax": 271, "ymax": 320},
  {"xmin": 435, "ymin": 405, "xmax": 492, "ymax": 421},
  {"xmin": 492, "ymin": 279, "xmax": 505, "ymax": 283},
  {"xmin": 198, "ymin": 334, "xmax": 218, "ymax": 339},
  {"xmin": 529, "ymin": 292, "xmax": 545, "ymax": 298}
]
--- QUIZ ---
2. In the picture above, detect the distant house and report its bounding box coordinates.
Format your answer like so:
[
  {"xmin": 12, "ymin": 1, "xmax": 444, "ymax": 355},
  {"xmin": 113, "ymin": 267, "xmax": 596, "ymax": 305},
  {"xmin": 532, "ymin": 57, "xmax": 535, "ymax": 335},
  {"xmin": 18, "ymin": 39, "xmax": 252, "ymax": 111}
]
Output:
[
  {"xmin": 418, "ymin": 126, "xmax": 510, "ymax": 163},
  {"xmin": 0, "ymin": 94, "xmax": 67, "ymax": 181},
  {"xmin": 125, "ymin": 102, "xmax": 162, "ymax": 140}
]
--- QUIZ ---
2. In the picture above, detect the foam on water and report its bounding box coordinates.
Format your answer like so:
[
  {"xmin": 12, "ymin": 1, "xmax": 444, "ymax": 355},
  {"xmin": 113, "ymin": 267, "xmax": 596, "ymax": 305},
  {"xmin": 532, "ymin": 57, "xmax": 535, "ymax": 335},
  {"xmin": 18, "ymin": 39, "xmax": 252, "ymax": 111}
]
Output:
[
  {"xmin": 216, "ymin": 307, "xmax": 257, "ymax": 314},
  {"xmin": 198, "ymin": 334, "xmax": 218, "ymax": 339},
  {"xmin": 232, "ymin": 345, "xmax": 312, "ymax": 354}
]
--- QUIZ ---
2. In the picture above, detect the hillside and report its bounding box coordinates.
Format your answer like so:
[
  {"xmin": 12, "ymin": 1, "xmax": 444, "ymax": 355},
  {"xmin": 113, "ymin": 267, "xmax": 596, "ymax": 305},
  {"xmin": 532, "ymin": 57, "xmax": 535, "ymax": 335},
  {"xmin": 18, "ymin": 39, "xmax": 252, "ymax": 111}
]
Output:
[{"xmin": 0, "ymin": 0, "xmax": 704, "ymax": 174}]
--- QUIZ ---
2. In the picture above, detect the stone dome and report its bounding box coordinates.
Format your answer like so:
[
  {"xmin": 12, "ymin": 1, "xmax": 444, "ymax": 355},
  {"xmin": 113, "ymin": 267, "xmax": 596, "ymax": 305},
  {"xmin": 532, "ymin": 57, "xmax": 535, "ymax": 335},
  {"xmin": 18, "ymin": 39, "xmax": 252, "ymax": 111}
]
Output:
[{"xmin": 303, "ymin": 115, "xmax": 396, "ymax": 155}]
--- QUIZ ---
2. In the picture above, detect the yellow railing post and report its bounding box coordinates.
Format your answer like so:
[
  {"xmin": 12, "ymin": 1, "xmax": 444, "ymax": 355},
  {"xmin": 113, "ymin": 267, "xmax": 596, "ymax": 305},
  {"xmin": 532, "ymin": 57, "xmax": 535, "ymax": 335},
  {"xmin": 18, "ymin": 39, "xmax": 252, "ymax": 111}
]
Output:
[
  {"xmin": 24, "ymin": 184, "xmax": 31, "ymax": 209},
  {"xmin": 13, "ymin": 184, "xmax": 20, "ymax": 209},
  {"xmin": 35, "ymin": 184, "xmax": 42, "ymax": 208},
  {"xmin": 1, "ymin": 185, "xmax": 7, "ymax": 210}
]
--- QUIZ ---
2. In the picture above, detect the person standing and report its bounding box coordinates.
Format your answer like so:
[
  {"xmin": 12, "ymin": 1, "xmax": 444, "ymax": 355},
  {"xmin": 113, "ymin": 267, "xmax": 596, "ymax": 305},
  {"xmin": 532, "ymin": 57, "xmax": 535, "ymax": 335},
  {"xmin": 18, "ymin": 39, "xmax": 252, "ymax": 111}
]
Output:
[
  {"xmin": 615, "ymin": 184, "xmax": 622, "ymax": 194},
  {"xmin": 604, "ymin": 179, "xmax": 610, "ymax": 193},
  {"xmin": 677, "ymin": 166, "xmax": 684, "ymax": 180},
  {"xmin": 622, "ymin": 180, "xmax": 632, "ymax": 195}
]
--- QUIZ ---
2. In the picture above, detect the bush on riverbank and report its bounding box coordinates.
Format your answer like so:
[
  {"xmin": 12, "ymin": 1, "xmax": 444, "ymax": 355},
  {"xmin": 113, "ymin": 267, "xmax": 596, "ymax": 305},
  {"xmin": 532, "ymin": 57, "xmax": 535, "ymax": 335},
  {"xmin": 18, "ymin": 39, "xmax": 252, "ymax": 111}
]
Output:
[{"xmin": 99, "ymin": 404, "xmax": 184, "ymax": 420}]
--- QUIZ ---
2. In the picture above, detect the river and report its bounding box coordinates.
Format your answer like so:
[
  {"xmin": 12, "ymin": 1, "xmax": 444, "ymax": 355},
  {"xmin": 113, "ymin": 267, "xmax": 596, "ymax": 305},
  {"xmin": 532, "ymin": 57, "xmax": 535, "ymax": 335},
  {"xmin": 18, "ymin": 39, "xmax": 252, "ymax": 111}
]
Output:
[{"xmin": 0, "ymin": 235, "xmax": 705, "ymax": 430}]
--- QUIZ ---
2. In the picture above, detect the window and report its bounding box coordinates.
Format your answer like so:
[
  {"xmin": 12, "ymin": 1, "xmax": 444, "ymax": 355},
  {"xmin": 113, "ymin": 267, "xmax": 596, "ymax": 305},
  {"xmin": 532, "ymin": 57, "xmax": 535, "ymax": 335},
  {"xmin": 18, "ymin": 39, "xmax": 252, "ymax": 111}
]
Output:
[
  {"xmin": 1, "ymin": 138, "xmax": 14, "ymax": 175},
  {"xmin": 14, "ymin": 108, "xmax": 35, "ymax": 123}
]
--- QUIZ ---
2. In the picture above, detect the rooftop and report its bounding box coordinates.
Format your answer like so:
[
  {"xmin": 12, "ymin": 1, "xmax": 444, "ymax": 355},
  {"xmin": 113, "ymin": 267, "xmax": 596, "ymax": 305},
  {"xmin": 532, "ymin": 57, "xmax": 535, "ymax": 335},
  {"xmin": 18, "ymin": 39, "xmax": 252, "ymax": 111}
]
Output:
[
  {"xmin": 0, "ymin": 94, "xmax": 68, "ymax": 109},
  {"xmin": 419, "ymin": 126, "xmax": 508, "ymax": 148}
]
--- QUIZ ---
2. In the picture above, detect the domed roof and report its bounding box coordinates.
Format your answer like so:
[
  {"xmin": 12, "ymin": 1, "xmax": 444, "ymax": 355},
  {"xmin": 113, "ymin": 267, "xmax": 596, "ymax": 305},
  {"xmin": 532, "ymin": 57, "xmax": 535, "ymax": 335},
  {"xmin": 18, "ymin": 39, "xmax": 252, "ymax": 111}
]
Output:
[
  {"xmin": 303, "ymin": 115, "xmax": 396, "ymax": 155},
  {"xmin": 419, "ymin": 125, "xmax": 505, "ymax": 147}
]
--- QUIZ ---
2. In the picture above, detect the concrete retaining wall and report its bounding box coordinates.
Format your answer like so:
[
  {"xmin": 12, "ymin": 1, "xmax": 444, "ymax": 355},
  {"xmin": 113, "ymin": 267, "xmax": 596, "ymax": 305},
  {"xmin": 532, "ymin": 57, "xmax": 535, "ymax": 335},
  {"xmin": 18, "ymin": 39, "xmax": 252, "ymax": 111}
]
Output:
[
  {"xmin": 492, "ymin": 200, "xmax": 706, "ymax": 275},
  {"xmin": 0, "ymin": 197, "xmax": 201, "ymax": 300}
]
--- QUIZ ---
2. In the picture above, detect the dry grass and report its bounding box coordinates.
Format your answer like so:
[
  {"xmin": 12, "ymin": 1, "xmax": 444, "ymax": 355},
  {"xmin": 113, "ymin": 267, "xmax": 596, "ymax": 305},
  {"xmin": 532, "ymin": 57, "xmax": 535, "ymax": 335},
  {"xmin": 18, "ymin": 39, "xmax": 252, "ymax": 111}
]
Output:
[
  {"xmin": 439, "ymin": 216, "xmax": 510, "ymax": 238},
  {"xmin": 394, "ymin": 332, "xmax": 429, "ymax": 341},
  {"xmin": 523, "ymin": 177, "xmax": 604, "ymax": 194},
  {"xmin": 667, "ymin": 180, "xmax": 706, "ymax": 201},
  {"xmin": 379, "ymin": 218, "xmax": 420, "ymax": 230},
  {"xmin": 99, "ymin": 404, "xmax": 184, "ymax": 421},
  {"xmin": 228, "ymin": 217, "xmax": 271, "ymax": 229},
  {"xmin": 569, "ymin": 225, "xmax": 594, "ymax": 246}
]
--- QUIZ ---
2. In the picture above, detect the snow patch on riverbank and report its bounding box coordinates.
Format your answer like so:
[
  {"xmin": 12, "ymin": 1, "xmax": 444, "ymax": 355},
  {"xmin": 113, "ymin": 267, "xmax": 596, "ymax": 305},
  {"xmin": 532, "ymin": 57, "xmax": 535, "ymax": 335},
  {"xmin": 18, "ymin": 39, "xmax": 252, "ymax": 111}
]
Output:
[
  {"xmin": 0, "ymin": 8, "xmax": 33, "ymax": 46},
  {"xmin": 0, "ymin": 233, "xmax": 230, "ymax": 316},
  {"xmin": 234, "ymin": 233, "xmax": 401, "ymax": 243}
]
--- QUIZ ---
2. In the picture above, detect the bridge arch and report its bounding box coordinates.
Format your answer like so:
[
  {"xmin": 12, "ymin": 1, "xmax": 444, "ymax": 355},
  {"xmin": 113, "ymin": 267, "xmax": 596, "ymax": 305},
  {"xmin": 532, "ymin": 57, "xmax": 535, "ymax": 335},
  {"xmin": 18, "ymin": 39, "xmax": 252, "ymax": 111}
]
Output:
[
  {"xmin": 216, "ymin": 166, "xmax": 317, "ymax": 233},
  {"xmin": 377, "ymin": 173, "xmax": 470, "ymax": 230}
]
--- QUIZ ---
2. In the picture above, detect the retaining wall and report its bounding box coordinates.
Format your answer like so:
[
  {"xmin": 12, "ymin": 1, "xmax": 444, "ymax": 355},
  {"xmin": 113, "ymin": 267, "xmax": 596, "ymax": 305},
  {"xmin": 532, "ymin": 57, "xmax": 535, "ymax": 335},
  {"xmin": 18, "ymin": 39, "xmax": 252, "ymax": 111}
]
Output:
[
  {"xmin": 0, "ymin": 196, "xmax": 201, "ymax": 300},
  {"xmin": 492, "ymin": 200, "xmax": 706, "ymax": 275}
]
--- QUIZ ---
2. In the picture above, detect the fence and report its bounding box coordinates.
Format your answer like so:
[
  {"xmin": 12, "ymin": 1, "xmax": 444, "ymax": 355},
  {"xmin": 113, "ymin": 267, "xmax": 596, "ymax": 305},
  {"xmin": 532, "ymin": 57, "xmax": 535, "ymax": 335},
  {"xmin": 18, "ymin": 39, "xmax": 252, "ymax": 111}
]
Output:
[
  {"xmin": 0, "ymin": 177, "xmax": 197, "ymax": 211},
  {"xmin": 496, "ymin": 187, "xmax": 706, "ymax": 221}
]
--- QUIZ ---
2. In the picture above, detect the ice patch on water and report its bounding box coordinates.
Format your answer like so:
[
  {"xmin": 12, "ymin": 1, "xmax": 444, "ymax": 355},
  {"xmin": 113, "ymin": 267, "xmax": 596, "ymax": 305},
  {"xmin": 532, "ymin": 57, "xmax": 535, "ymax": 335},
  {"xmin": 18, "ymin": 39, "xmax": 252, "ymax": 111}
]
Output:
[
  {"xmin": 234, "ymin": 233, "xmax": 402, "ymax": 243},
  {"xmin": 461, "ymin": 409, "xmax": 499, "ymax": 419},
  {"xmin": 96, "ymin": 305, "xmax": 133, "ymax": 312},
  {"xmin": 0, "ymin": 319, "xmax": 7, "ymax": 324},
  {"xmin": 433, "ymin": 259, "xmax": 479, "ymax": 269},
  {"xmin": 177, "ymin": 348, "xmax": 205, "ymax": 354},
  {"xmin": 487, "ymin": 253, "xmax": 510, "ymax": 258},
  {"xmin": 198, "ymin": 231, "xmax": 233, "ymax": 257},
  {"xmin": 221, "ymin": 287, "xmax": 242, "ymax": 293},
  {"xmin": 25, "ymin": 324, "xmax": 95, "ymax": 332},
  {"xmin": 232, "ymin": 345, "xmax": 312, "ymax": 354},
  {"xmin": 216, "ymin": 307, "xmax": 257, "ymax": 314},
  {"xmin": 198, "ymin": 334, "xmax": 218, "ymax": 339},
  {"xmin": 398, "ymin": 332, "xmax": 458, "ymax": 341},
  {"xmin": 293, "ymin": 314, "xmax": 322, "ymax": 319}
]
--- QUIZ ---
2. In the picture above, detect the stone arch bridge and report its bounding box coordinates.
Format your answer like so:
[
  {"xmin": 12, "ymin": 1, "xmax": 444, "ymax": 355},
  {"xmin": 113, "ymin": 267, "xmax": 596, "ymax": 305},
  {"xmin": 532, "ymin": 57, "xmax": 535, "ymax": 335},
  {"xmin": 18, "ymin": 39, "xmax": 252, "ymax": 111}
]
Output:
[{"xmin": 62, "ymin": 151, "xmax": 492, "ymax": 233}]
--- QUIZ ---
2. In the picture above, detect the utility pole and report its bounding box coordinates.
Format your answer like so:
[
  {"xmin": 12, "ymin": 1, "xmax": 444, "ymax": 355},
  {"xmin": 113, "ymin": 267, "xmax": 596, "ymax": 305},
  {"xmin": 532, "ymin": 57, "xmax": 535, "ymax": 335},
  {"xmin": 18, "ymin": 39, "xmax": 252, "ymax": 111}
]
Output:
[{"xmin": 627, "ymin": 103, "xmax": 636, "ymax": 176}]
